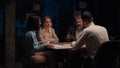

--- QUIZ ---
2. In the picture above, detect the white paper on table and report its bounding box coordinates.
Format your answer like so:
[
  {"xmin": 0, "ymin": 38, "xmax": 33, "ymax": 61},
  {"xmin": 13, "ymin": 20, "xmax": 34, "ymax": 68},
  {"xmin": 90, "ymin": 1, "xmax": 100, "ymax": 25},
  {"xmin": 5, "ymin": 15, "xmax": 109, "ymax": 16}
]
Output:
[{"xmin": 52, "ymin": 43, "xmax": 73, "ymax": 49}]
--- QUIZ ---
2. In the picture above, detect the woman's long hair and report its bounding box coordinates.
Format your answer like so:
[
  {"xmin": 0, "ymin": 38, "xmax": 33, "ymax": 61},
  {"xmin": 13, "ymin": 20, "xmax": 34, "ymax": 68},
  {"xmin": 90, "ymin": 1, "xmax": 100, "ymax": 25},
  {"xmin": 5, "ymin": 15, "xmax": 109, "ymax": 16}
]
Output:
[{"xmin": 27, "ymin": 15, "xmax": 41, "ymax": 31}]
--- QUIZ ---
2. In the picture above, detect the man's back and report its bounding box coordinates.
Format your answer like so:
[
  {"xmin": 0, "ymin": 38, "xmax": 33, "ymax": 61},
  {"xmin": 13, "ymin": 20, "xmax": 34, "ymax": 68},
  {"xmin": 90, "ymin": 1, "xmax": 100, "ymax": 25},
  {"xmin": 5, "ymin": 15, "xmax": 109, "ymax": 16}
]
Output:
[
  {"xmin": 85, "ymin": 24, "xmax": 109, "ymax": 43},
  {"xmin": 83, "ymin": 23, "xmax": 109, "ymax": 58},
  {"xmin": 74, "ymin": 22, "xmax": 109, "ymax": 58}
]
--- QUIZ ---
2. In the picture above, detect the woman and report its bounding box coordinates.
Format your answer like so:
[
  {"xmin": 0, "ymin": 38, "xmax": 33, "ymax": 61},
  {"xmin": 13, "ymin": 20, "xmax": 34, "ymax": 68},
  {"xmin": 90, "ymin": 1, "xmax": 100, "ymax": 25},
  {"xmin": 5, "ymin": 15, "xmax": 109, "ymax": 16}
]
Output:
[
  {"xmin": 39, "ymin": 16, "xmax": 59, "ymax": 44},
  {"xmin": 23, "ymin": 15, "xmax": 58, "ymax": 68}
]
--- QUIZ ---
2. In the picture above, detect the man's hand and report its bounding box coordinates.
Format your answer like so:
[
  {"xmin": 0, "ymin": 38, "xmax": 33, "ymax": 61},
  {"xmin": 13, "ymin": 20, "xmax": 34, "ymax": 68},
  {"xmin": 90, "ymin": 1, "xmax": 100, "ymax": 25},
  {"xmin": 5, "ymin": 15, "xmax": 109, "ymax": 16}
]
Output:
[{"xmin": 71, "ymin": 41, "xmax": 76, "ymax": 47}]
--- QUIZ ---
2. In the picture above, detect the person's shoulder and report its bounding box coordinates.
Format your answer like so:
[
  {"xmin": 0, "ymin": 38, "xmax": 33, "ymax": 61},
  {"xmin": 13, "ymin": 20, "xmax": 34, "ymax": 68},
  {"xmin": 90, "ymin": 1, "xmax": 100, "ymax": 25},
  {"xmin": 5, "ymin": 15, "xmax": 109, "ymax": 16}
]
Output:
[
  {"xmin": 26, "ymin": 31, "xmax": 35, "ymax": 35},
  {"xmin": 50, "ymin": 27, "xmax": 55, "ymax": 31},
  {"xmin": 26, "ymin": 31, "xmax": 33, "ymax": 33},
  {"xmin": 95, "ymin": 25, "xmax": 107, "ymax": 30},
  {"xmin": 82, "ymin": 28, "xmax": 93, "ymax": 34}
]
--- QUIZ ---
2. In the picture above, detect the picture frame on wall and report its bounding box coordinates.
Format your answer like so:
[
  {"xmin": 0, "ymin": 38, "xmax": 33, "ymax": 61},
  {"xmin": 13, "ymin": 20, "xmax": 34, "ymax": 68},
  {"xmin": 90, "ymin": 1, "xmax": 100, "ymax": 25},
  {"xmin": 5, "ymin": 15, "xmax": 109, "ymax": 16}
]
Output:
[{"xmin": 79, "ymin": 2, "xmax": 87, "ymax": 9}]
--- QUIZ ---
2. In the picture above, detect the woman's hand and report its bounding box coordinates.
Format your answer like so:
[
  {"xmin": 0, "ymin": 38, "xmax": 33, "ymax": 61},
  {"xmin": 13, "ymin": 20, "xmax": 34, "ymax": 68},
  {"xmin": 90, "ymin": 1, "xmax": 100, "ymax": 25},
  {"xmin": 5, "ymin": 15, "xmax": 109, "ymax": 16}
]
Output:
[{"xmin": 47, "ymin": 43, "xmax": 54, "ymax": 48}]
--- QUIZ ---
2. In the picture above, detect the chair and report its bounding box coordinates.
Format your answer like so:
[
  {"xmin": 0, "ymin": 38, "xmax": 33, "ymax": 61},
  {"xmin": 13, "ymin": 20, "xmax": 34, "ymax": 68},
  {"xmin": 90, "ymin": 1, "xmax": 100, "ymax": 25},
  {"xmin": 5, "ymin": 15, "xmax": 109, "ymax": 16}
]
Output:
[
  {"xmin": 66, "ymin": 48, "xmax": 91, "ymax": 68},
  {"xmin": 93, "ymin": 40, "xmax": 120, "ymax": 68},
  {"xmin": 71, "ymin": 40, "xmax": 120, "ymax": 68}
]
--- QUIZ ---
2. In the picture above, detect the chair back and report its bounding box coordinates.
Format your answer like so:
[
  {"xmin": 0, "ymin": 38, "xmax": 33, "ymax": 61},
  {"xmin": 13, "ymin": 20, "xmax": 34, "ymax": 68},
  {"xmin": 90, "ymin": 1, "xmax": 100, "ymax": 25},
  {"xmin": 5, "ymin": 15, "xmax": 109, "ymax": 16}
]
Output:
[{"xmin": 94, "ymin": 40, "xmax": 120, "ymax": 68}]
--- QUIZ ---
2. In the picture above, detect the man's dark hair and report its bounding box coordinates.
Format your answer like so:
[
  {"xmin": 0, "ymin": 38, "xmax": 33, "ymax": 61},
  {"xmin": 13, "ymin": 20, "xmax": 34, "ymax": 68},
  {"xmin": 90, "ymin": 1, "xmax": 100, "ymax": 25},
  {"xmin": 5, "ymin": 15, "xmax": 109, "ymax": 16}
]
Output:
[
  {"xmin": 75, "ymin": 15, "xmax": 81, "ymax": 20},
  {"xmin": 81, "ymin": 11, "xmax": 92, "ymax": 23}
]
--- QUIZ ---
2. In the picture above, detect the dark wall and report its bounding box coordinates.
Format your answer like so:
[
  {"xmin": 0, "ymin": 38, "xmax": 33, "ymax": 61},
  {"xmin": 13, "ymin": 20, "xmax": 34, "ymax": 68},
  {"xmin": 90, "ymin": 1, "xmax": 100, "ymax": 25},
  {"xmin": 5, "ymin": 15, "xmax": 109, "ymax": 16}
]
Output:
[
  {"xmin": 0, "ymin": 7, "xmax": 4, "ymax": 65},
  {"xmin": 58, "ymin": 9, "xmax": 73, "ymax": 42},
  {"xmin": 15, "ymin": 0, "xmax": 76, "ymax": 41},
  {"xmin": 98, "ymin": 0, "xmax": 119, "ymax": 37},
  {"xmin": 87, "ymin": 0, "xmax": 120, "ymax": 39}
]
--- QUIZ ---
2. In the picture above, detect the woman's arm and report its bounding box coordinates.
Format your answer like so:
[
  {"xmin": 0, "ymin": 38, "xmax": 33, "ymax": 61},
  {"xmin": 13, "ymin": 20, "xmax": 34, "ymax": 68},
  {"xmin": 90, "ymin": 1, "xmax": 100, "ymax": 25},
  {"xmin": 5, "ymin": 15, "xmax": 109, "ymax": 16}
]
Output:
[{"xmin": 49, "ymin": 28, "xmax": 59, "ymax": 43}]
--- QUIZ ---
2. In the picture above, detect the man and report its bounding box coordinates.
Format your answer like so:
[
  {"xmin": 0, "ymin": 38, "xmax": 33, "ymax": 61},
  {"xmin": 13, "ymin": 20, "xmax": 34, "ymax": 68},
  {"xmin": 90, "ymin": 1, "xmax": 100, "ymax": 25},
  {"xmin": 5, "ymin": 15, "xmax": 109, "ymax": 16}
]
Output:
[
  {"xmin": 66, "ymin": 11, "xmax": 109, "ymax": 68},
  {"xmin": 71, "ymin": 11, "xmax": 109, "ymax": 59},
  {"xmin": 65, "ymin": 15, "xmax": 84, "ymax": 42}
]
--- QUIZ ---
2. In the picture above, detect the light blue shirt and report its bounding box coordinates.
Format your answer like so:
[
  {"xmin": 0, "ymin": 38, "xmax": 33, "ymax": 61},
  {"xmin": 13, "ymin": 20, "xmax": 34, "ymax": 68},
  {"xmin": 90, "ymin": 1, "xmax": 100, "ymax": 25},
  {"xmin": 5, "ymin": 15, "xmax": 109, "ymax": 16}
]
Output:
[{"xmin": 24, "ymin": 30, "xmax": 47, "ymax": 55}]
